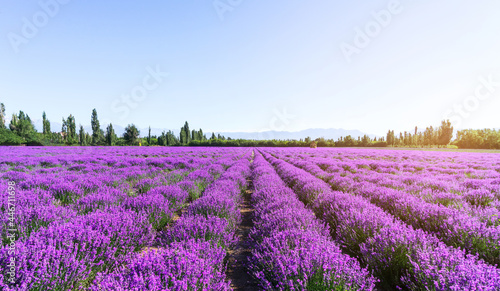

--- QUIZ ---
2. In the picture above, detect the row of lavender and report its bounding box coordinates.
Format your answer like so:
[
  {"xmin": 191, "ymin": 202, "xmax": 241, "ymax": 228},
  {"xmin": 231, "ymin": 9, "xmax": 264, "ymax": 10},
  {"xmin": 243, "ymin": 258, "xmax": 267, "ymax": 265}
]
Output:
[
  {"xmin": 260, "ymin": 149, "xmax": 500, "ymax": 290},
  {"xmin": 0, "ymin": 147, "xmax": 249, "ymax": 289},
  {"xmin": 0, "ymin": 147, "xmax": 231, "ymax": 246},
  {"xmin": 93, "ymin": 150, "xmax": 252, "ymax": 290},
  {"xmin": 3, "ymin": 146, "xmax": 500, "ymax": 290},
  {"xmin": 295, "ymin": 148, "xmax": 500, "ymax": 211},
  {"xmin": 271, "ymin": 148, "xmax": 500, "ymax": 267},
  {"xmin": 290, "ymin": 149, "xmax": 500, "ymax": 221},
  {"xmin": 248, "ymin": 152, "xmax": 377, "ymax": 290}
]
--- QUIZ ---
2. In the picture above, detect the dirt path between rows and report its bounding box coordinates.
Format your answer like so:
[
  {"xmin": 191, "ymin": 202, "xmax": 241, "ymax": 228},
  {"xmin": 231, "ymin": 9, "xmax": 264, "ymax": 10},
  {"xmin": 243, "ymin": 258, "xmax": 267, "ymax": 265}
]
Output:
[{"xmin": 225, "ymin": 152, "xmax": 258, "ymax": 290}]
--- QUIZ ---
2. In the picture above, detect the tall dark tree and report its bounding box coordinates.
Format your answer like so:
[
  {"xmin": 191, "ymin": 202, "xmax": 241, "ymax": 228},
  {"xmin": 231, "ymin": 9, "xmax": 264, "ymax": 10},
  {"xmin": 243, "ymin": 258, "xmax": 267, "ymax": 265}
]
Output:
[
  {"xmin": 123, "ymin": 124, "xmax": 140, "ymax": 145},
  {"xmin": 106, "ymin": 123, "xmax": 117, "ymax": 146},
  {"xmin": 79, "ymin": 125, "xmax": 86, "ymax": 146},
  {"xmin": 42, "ymin": 111, "xmax": 51, "ymax": 134},
  {"xmin": 147, "ymin": 126, "xmax": 152, "ymax": 146},
  {"xmin": 62, "ymin": 115, "xmax": 76, "ymax": 143},
  {"xmin": 179, "ymin": 121, "xmax": 191, "ymax": 145},
  {"xmin": 67, "ymin": 114, "xmax": 76, "ymax": 141},
  {"xmin": 91, "ymin": 108, "xmax": 102, "ymax": 145},
  {"xmin": 180, "ymin": 128, "xmax": 186, "ymax": 144},
  {"xmin": 61, "ymin": 118, "xmax": 67, "ymax": 139},
  {"xmin": 167, "ymin": 130, "xmax": 178, "ymax": 146},
  {"xmin": 158, "ymin": 131, "xmax": 167, "ymax": 146},
  {"xmin": 211, "ymin": 132, "xmax": 216, "ymax": 140}
]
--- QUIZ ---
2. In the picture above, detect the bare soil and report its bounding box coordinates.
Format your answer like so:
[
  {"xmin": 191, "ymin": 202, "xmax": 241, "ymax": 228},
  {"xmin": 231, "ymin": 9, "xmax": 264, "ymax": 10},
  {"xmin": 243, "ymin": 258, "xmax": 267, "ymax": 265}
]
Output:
[{"xmin": 225, "ymin": 181, "xmax": 258, "ymax": 290}]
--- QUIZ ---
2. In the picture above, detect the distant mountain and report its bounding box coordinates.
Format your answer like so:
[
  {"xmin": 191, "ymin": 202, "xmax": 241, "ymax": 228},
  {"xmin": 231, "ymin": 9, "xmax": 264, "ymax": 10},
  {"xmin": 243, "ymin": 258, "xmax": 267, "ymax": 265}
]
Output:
[
  {"xmin": 32, "ymin": 120, "xmax": 378, "ymax": 141},
  {"xmin": 31, "ymin": 120, "xmax": 498, "ymax": 141},
  {"xmin": 214, "ymin": 128, "xmax": 379, "ymax": 141}
]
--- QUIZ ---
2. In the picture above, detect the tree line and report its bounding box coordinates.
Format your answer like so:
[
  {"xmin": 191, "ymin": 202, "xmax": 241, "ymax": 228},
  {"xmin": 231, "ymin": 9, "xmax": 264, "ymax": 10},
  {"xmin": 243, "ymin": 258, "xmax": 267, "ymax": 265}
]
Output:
[
  {"xmin": 0, "ymin": 105, "xmax": 233, "ymax": 146},
  {"xmin": 0, "ymin": 103, "xmax": 499, "ymax": 149}
]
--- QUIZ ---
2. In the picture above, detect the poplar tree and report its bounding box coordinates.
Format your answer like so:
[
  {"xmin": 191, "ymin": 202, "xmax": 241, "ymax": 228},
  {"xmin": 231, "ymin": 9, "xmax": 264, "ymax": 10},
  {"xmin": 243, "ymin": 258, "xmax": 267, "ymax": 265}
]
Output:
[
  {"xmin": 91, "ymin": 108, "xmax": 102, "ymax": 145},
  {"xmin": 42, "ymin": 111, "xmax": 51, "ymax": 134},
  {"xmin": 79, "ymin": 125, "xmax": 86, "ymax": 146},
  {"xmin": 106, "ymin": 123, "xmax": 117, "ymax": 146},
  {"xmin": 147, "ymin": 126, "xmax": 152, "ymax": 146}
]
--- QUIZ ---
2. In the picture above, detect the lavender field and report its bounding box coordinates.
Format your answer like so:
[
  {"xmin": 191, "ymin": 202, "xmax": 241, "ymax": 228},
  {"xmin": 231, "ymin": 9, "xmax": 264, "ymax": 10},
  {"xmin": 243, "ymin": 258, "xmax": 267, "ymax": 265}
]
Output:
[{"xmin": 2, "ymin": 147, "xmax": 500, "ymax": 290}]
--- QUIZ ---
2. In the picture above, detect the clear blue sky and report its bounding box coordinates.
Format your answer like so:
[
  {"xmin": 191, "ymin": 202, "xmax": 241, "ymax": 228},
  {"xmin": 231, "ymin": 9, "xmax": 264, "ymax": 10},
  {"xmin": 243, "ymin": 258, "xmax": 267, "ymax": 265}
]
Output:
[{"xmin": 1, "ymin": 0, "xmax": 500, "ymax": 135}]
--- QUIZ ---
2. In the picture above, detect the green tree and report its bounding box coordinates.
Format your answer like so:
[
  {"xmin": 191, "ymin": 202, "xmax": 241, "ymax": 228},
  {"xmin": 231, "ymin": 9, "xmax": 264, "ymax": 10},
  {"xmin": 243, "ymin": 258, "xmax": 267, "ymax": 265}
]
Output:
[
  {"xmin": 180, "ymin": 128, "xmax": 186, "ymax": 144},
  {"xmin": 0, "ymin": 128, "xmax": 24, "ymax": 145},
  {"xmin": 9, "ymin": 111, "xmax": 36, "ymax": 137},
  {"xmin": 67, "ymin": 115, "xmax": 76, "ymax": 142},
  {"xmin": 79, "ymin": 125, "xmax": 86, "ymax": 146},
  {"xmin": 167, "ymin": 130, "xmax": 178, "ymax": 146},
  {"xmin": 91, "ymin": 108, "xmax": 102, "ymax": 145},
  {"xmin": 85, "ymin": 132, "xmax": 92, "ymax": 146},
  {"xmin": 106, "ymin": 123, "xmax": 117, "ymax": 146},
  {"xmin": 343, "ymin": 135, "xmax": 355, "ymax": 147},
  {"xmin": 361, "ymin": 134, "xmax": 371, "ymax": 147},
  {"xmin": 61, "ymin": 118, "xmax": 67, "ymax": 140},
  {"xmin": 386, "ymin": 130, "xmax": 395, "ymax": 146},
  {"xmin": 158, "ymin": 131, "xmax": 166, "ymax": 146},
  {"xmin": 42, "ymin": 111, "xmax": 51, "ymax": 134},
  {"xmin": 179, "ymin": 121, "xmax": 191, "ymax": 145},
  {"xmin": 62, "ymin": 115, "xmax": 76, "ymax": 144},
  {"xmin": 123, "ymin": 124, "xmax": 140, "ymax": 145},
  {"xmin": 147, "ymin": 126, "xmax": 152, "ymax": 146},
  {"xmin": 438, "ymin": 119, "xmax": 454, "ymax": 146}
]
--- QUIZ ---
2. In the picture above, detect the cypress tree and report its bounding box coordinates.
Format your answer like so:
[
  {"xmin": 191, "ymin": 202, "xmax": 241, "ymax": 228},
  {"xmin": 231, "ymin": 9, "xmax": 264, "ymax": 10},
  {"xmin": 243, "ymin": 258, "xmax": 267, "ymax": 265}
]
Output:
[
  {"xmin": 79, "ymin": 125, "xmax": 86, "ymax": 146},
  {"xmin": 42, "ymin": 111, "xmax": 51, "ymax": 134},
  {"xmin": 106, "ymin": 123, "xmax": 116, "ymax": 146},
  {"xmin": 91, "ymin": 108, "xmax": 101, "ymax": 145}
]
